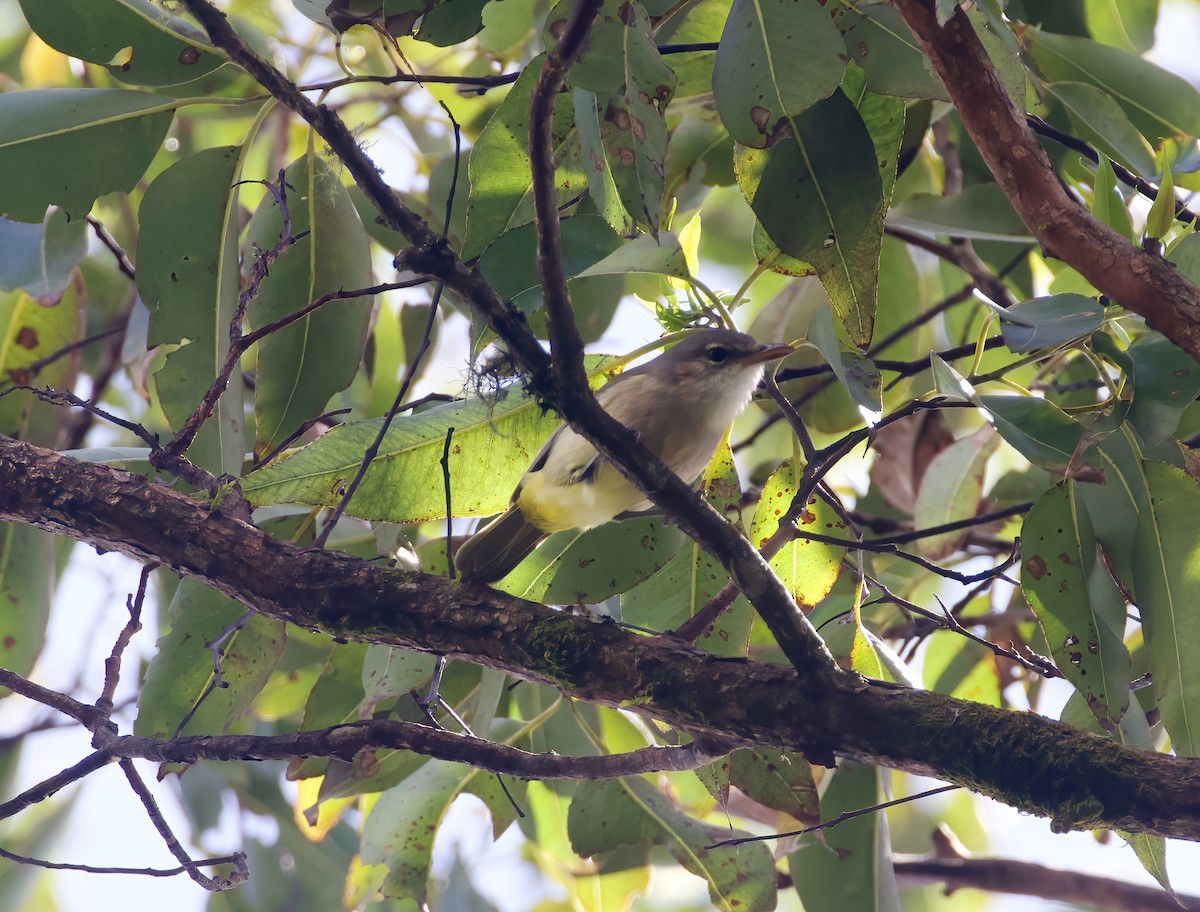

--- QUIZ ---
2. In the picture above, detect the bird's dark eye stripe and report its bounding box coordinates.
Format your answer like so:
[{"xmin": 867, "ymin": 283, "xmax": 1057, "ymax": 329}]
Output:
[{"xmin": 706, "ymin": 346, "xmax": 728, "ymax": 363}]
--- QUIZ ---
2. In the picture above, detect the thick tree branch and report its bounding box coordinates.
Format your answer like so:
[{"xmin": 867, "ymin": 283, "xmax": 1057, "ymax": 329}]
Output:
[
  {"xmin": 890, "ymin": 0, "xmax": 1200, "ymax": 362},
  {"xmin": 7, "ymin": 435, "xmax": 1200, "ymax": 839},
  {"xmin": 893, "ymin": 828, "xmax": 1195, "ymax": 911}
]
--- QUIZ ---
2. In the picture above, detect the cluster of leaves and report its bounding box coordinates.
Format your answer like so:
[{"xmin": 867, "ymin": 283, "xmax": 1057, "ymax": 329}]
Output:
[{"xmin": 3, "ymin": 0, "xmax": 1200, "ymax": 909}]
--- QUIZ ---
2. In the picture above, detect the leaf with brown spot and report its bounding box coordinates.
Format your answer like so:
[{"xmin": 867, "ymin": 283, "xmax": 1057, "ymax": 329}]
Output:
[{"xmin": 1021, "ymin": 483, "xmax": 1129, "ymax": 730}]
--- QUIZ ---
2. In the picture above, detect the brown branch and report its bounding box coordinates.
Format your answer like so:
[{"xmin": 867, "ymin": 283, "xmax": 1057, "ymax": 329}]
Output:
[
  {"xmin": 120, "ymin": 759, "xmax": 248, "ymax": 891},
  {"xmin": 179, "ymin": 0, "xmax": 555, "ymax": 397},
  {"xmin": 7, "ymin": 435, "xmax": 1200, "ymax": 839},
  {"xmin": 890, "ymin": 0, "xmax": 1200, "ymax": 363},
  {"xmin": 524, "ymin": 0, "xmax": 842, "ymax": 686},
  {"xmin": 87, "ymin": 721, "xmax": 726, "ymax": 778},
  {"xmin": 893, "ymin": 827, "xmax": 1194, "ymax": 912},
  {"xmin": 0, "ymin": 750, "xmax": 111, "ymax": 821},
  {"xmin": 0, "ymin": 845, "xmax": 244, "ymax": 880}
]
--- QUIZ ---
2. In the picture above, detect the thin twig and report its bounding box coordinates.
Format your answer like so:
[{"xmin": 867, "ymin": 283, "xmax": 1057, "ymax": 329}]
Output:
[
  {"xmin": 120, "ymin": 759, "xmax": 249, "ymax": 891},
  {"xmin": 1027, "ymin": 114, "xmax": 1200, "ymax": 227},
  {"xmin": 312, "ymin": 282, "xmax": 446, "ymax": 549},
  {"xmin": 0, "ymin": 845, "xmax": 245, "ymax": 879},
  {"xmin": 96, "ymin": 562, "xmax": 156, "ymax": 721},
  {"xmin": 708, "ymin": 784, "xmax": 960, "ymax": 849},
  {"xmin": 441, "ymin": 427, "xmax": 457, "ymax": 580},
  {"xmin": 87, "ymin": 215, "xmax": 137, "ymax": 281}
]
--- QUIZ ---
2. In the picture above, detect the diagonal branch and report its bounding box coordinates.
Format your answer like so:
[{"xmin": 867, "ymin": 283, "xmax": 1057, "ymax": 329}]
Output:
[
  {"xmin": 525, "ymin": 0, "xmax": 841, "ymax": 685},
  {"xmin": 890, "ymin": 0, "xmax": 1200, "ymax": 363}
]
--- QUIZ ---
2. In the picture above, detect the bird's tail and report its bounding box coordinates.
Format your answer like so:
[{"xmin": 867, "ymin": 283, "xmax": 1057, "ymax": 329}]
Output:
[{"xmin": 455, "ymin": 504, "xmax": 546, "ymax": 583}]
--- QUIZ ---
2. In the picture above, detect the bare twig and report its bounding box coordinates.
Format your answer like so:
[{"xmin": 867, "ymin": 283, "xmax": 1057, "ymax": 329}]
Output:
[
  {"xmin": 87, "ymin": 215, "xmax": 137, "ymax": 281},
  {"xmin": 708, "ymin": 784, "xmax": 960, "ymax": 849},
  {"xmin": 312, "ymin": 282, "xmax": 446, "ymax": 549},
  {"xmin": 120, "ymin": 759, "xmax": 248, "ymax": 891},
  {"xmin": 0, "ymin": 845, "xmax": 245, "ymax": 879},
  {"xmin": 96, "ymin": 562, "xmax": 156, "ymax": 720}
]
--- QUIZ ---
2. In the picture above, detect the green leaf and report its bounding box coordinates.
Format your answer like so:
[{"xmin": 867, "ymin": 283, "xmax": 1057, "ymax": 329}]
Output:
[
  {"xmin": 806, "ymin": 301, "xmax": 882, "ymax": 414},
  {"xmin": 978, "ymin": 394, "xmax": 1086, "ymax": 473},
  {"xmin": 0, "ymin": 209, "xmax": 87, "ymax": 298},
  {"xmin": 416, "ymin": 0, "xmax": 492, "ymax": 45},
  {"xmin": 0, "ymin": 280, "xmax": 85, "ymax": 437},
  {"xmin": 1023, "ymin": 28, "xmax": 1200, "ymax": 145},
  {"xmin": 1145, "ymin": 149, "xmax": 1176, "ymax": 241},
  {"xmin": 1131, "ymin": 460, "xmax": 1200, "ymax": 756},
  {"xmin": 1046, "ymin": 82, "xmax": 1156, "ymax": 178},
  {"xmin": 244, "ymin": 153, "xmax": 374, "ymax": 455},
  {"xmin": 995, "ymin": 293, "xmax": 1105, "ymax": 353},
  {"xmin": 18, "ymin": 0, "xmax": 222, "ymax": 86},
  {"xmin": 478, "ymin": 214, "xmax": 624, "ymax": 302},
  {"xmin": 362, "ymin": 759, "xmax": 485, "ymax": 905},
  {"xmin": 729, "ymin": 749, "xmax": 820, "ymax": 823},
  {"xmin": 887, "ymin": 183, "xmax": 1031, "ymax": 241},
  {"xmin": 0, "ymin": 524, "xmax": 55, "ymax": 688},
  {"xmin": 1075, "ymin": 424, "xmax": 1148, "ymax": 598},
  {"xmin": 712, "ymin": 0, "xmax": 845, "ymax": 146},
  {"xmin": 1090, "ymin": 155, "xmax": 1136, "ymax": 241},
  {"xmin": 1125, "ymin": 329, "xmax": 1200, "ymax": 446},
  {"xmin": 750, "ymin": 460, "xmax": 846, "ymax": 607},
  {"xmin": 461, "ymin": 55, "xmax": 585, "ymax": 260},
  {"xmin": 930, "ymin": 357, "xmax": 1088, "ymax": 474},
  {"xmin": 574, "ymin": 91, "xmax": 637, "ymax": 235},
  {"xmin": 568, "ymin": 778, "xmax": 776, "ymax": 912},
  {"xmin": 1083, "ymin": 0, "xmax": 1158, "ymax": 54},
  {"xmin": 136, "ymin": 578, "xmax": 286, "ymax": 739},
  {"xmin": 1021, "ymin": 484, "xmax": 1131, "ymax": 728},
  {"xmin": 666, "ymin": 117, "xmax": 734, "ymax": 195},
  {"xmin": 1125, "ymin": 832, "xmax": 1175, "ymax": 898},
  {"xmin": 835, "ymin": 2, "xmax": 948, "ymax": 101},
  {"xmin": 243, "ymin": 392, "xmax": 558, "ymax": 522},
  {"xmin": 551, "ymin": 0, "xmax": 676, "ymax": 232},
  {"xmin": 620, "ymin": 446, "xmax": 753, "ymax": 655},
  {"xmin": 0, "ymin": 88, "xmax": 175, "ymax": 222},
  {"xmin": 497, "ymin": 516, "xmax": 683, "ymax": 605},
  {"xmin": 360, "ymin": 645, "xmax": 437, "ymax": 714},
  {"xmin": 924, "ymin": 630, "xmax": 1002, "ymax": 705},
  {"xmin": 576, "ymin": 230, "xmax": 691, "ymax": 279},
  {"xmin": 138, "ymin": 146, "xmax": 247, "ymax": 475},
  {"xmin": 913, "ymin": 427, "xmax": 999, "ymax": 559},
  {"xmin": 734, "ymin": 90, "xmax": 883, "ymax": 347},
  {"xmin": 789, "ymin": 764, "xmax": 901, "ymax": 912}
]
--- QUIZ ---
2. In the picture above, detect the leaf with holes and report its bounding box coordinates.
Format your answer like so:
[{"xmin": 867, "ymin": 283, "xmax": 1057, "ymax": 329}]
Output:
[
  {"xmin": 1021, "ymin": 483, "xmax": 1130, "ymax": 729},
  {"xmin": 713, "ymin": 0, "xmax": 845, "ymax": 147}
]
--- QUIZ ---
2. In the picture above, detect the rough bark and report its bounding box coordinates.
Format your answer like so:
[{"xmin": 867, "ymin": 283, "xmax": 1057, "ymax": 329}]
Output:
[{"xmin": 5, "ymin": 434, "xmax": 1200, "ymax": 839}]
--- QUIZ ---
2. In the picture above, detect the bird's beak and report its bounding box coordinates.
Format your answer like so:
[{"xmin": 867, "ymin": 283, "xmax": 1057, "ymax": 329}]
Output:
[{"xmin": 735, "ymin": 342, "xmax": 795, "ymax": 365}]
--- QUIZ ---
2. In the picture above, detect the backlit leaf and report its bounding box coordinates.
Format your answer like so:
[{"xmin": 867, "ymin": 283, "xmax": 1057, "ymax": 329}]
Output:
[
  {"xmin": 138, "ymin": 146, "xmax": 247, "ymax": 474},
  {"xmin": 713, "ymin": 0, "xmax": 844, "ymax": 147},
  {"xmin": 1132, "ymin": 461, "xmax": 1200, "ymax": 756},
  {"xmin": 1021, "ymin": 484, "xmax": 1130, "ymax": 728},
  {"xmin": 244, "ymin": 154, "xmax": 374, "ymax": 455},
  {"xmin": 19, "ymin": 0, "xmax": 221, "ymax": 86}
]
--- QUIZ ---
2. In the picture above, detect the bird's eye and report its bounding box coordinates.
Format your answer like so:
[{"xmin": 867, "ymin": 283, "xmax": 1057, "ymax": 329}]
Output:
[{"xmin": 706, "ymin": 346, "xmax": 728, "ymax": 363}]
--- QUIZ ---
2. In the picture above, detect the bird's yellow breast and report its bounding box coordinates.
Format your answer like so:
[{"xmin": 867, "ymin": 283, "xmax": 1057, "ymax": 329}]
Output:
[{"xmin": 517, "ymin": 463, "xmax": 646, "ymax": 533}]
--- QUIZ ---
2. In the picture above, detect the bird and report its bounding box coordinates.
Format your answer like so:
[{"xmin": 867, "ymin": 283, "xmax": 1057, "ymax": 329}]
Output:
[{"xmin": 454, "ymin": 328, "xmax": 793, "ymax": 583}]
